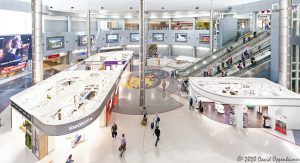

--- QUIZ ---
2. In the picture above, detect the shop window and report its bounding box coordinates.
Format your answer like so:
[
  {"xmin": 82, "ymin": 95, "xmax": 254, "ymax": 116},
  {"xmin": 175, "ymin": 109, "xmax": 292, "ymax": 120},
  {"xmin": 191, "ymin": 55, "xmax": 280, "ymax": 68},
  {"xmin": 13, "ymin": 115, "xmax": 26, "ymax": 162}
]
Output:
[
  {"xmin": 292, "ymin": 64, "xmax": 297, "ymax": 70},
  {"xmin": 292, "ymin": 80, "xmax": 296, "ymax": 92},
  {"xmin": 172, "ymin": 21, "xmax": 193, "ymax": 30},
  {"xmin": 196, "ymin": 21, "xmax": 210, "ymax": 30},
  {"xmin": 293, "ymin": 21, "xmax": 297, "ymax": 35},
  {"xmin": 292, "ymin": 72, "xmax": 296, "ymax": 78},
  {"xmin": 298, "ymin": 81, "xmax": 300, "ymax": 93},
  {"xmin": 292, "ymin": 45, "xmax": 297, "ymax": 62}
]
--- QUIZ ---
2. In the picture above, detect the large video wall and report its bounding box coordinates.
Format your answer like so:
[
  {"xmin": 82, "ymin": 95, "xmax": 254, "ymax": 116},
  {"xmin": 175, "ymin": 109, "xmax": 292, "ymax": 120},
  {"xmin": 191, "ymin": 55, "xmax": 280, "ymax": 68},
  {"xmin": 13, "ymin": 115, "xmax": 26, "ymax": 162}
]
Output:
[{"xmin": 0, "ymin": 35, "xmax": 32, "ymax": 79}]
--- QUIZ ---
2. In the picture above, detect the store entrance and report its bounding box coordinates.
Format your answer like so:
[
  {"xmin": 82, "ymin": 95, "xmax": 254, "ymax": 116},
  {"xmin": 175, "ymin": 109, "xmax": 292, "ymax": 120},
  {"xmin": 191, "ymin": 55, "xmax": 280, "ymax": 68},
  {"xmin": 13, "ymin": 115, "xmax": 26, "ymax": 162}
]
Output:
[
  {"xmin": 196, "ymin": 97, "xmax": 270, "ymax": 128},
  {"xmin": 43, "ymin": 53, "xmax": 70, "ymax": 76},
  {"xmin": 243, "ymin": 105, "xmax": 269, "ymax": 128}
]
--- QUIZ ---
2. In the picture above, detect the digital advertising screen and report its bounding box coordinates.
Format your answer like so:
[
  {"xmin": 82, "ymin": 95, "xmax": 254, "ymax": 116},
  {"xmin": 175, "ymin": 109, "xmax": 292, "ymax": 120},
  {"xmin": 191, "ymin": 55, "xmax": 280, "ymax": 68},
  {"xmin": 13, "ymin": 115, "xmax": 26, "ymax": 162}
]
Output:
[
  {"xmin": 200, "ymin": 34, "xmax": 210, "ymax": 43},
  {"xmin": 0, "ymin": 35, "xmax": 32, "ymax": 78},
  {"xmin": 78, "ymin": 35, "xmax": 95, "ymax": 46},
  {"xmin": 106, "ymin": 34, "xmax": 119, "ymax": 43},
  {"xmin": 152, "ymin": 33, "xmax": 164, "ymax": 42},
  {"xmin": 130, "ymin": 33, "xmax": 139, "ymax": 42},
  {"xmin": 175, "ymin": 33, "xmax": 188, "ymax": 42},
  {"xmin": 46, "ymin": 36, "xmax": 65, "ymax": 50}
]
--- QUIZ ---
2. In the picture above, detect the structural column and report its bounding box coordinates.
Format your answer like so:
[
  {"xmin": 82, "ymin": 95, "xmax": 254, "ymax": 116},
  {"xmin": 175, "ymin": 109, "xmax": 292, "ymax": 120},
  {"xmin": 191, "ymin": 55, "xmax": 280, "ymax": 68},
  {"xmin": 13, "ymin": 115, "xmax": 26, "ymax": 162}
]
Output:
[
  {"xmin": 31, "ymin": 0, "xmax": 44, "ymax": 84},
  {"xmin": 122, "ymin": 18, "xmax": 126, "ymax": 30},
  {"xmin": 252, "ymin": 12, "xmax": 258, "ymax": 32},
  {"xmin": 279, "ymin": 0, "xmax": 292, "ymax": 89},
  {"xmin": 168, "ymin": 18, "xmax": 172, "ymax": 30},
  {"xmin": 87, "ymin": 10, "xmax": 92, "ymax": 58},
  {"xmin": 234, "ymin": 105, "xmax": 244, "ymax": 129},
  {"xmin": 193, "ymin": 17, "xmax": 197, "ymax": 30},
  {"xmin": 168, "ymin": 45, "xmax": 172, "ymax": 58},
  {"xmin": 193, "ymin": 46, "xmax": 197, "ymax": 58},
  {"xmin": 209, "ymin": 10, "xmax": 214, "ymax": 55},
  {"xmin": 139, "ymin": 0, "xmax": 146, "ymax": 109}
]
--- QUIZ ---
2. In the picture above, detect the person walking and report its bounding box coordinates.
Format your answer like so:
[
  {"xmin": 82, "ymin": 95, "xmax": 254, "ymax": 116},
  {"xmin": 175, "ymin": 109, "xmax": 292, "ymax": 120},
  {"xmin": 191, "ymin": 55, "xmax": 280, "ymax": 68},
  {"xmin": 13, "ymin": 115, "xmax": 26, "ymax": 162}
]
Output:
[
  {"xmin": 65, "ymin": 154, "xmax": 74, "ymax": 163},
  {"xmin": 154, "ymin": 126, "xmax": 161, "ymax": 147},
  {"xmin": 119, "ymin": 134, "xmax": 127, "ymax": 157},
  {"xmin": 154, "ymin": 113, "xmax": 160, "ymax": 128},
  {"xmin": 162, "ymin": 80, "xmax": 166, "ymax": 93},
  {"xmin": 111, "ymin": 123, "xmax": 118, "ymax": 140},
  {"xmin": 189, "ymin": 97, "xmax": 194, "ymax": 109}
]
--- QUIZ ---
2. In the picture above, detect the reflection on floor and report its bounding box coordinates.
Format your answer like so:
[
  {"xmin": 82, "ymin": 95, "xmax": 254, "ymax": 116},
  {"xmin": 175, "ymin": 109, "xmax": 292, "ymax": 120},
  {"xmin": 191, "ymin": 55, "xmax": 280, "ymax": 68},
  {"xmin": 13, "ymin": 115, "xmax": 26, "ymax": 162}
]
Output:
[
  {"xmin": 201, "ymin": 102, "xmax": 267, "ymax": 128},
  {"xmin": 114, "ymin": 65, "xmax": 183, "ymax": 115}
]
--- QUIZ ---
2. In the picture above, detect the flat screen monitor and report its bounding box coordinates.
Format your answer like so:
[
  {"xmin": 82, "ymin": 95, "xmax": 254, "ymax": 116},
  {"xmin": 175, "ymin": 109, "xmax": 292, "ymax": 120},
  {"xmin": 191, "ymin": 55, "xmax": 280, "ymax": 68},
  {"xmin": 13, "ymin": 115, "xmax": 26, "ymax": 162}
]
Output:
[
  {"xmin": 175, "ymin": 33, "xmax": 188, "ymax": 42},
  {"xmin": 130, "ymin": 33, "xmax": 139, "ymax": 42},
  {"xmin": 46, "ymin": 36, "xmax": 64, "ymax": 50},
  {"xmin": 200, "ymin": 34, "xmax": 210, "ymax": 43},
  {"xmin": 106, "ymin": 34, "xmax": 119, "ymax": 43},
  {"xmin": 78, "ymin": 35, "xmax": 95, "ymax": 46},
  {"xmin": 0, "ymin": 35, "xmax": 32, "ymax": 77},
  {"xmin": 152, "ymin": 33, "xmax": 164, "ymax": 42}
]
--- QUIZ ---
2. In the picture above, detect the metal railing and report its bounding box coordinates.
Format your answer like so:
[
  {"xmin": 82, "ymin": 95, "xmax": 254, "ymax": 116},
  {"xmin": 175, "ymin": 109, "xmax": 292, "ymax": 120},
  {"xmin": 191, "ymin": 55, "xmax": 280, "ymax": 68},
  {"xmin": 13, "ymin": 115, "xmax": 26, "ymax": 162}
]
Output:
[
  {"xmin": 212, "ymin": 40, "xmax": 271, "ymax": 77},
  {"xmin": 179, "ymin": 31, "xmax": 270, "ymax": 77}
]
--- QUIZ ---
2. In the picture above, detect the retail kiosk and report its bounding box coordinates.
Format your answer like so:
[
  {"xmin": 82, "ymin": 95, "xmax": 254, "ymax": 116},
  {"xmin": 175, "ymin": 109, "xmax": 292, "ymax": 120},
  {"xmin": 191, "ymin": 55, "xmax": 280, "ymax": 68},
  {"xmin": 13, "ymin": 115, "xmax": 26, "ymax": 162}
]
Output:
[
  {"xmin": 9, "ymin": 51, "xmax": 133, "ymax": 160},
  {"xmin": 189, "ymin": 77, "xmax": 300, "ymax": 131}
]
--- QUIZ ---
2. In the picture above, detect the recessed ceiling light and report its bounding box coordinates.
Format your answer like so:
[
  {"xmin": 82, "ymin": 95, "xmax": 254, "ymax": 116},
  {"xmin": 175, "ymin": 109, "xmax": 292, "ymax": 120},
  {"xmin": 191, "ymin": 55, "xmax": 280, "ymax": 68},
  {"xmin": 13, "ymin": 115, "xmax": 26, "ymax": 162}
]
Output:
[
  {"xmin": 50, "ymin": 6, "xmax": 53, "ymax": 9},
  {"xmin": 70, "ymin": 7, "xmax": 74, "ymax": 9}
]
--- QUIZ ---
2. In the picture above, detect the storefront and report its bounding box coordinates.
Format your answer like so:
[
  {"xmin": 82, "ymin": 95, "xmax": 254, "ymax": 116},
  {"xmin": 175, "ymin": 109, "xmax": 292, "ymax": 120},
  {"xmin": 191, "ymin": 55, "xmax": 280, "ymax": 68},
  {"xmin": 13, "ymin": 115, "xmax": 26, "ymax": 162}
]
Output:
[
  {"xmin": 189, "ymin": 77, "xmax": 300, "ymax": 132},
  {"xmin": 10, "ymin": 51, "xmax": 134, "ymax": 160}
]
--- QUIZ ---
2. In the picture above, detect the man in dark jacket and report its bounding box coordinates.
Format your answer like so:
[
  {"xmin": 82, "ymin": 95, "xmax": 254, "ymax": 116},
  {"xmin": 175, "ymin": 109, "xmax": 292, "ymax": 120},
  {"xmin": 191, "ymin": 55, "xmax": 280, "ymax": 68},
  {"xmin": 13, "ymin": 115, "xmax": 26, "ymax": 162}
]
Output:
[{"xmin": 154, "ymin": 126, "xmax": 161, "ymax": 146}]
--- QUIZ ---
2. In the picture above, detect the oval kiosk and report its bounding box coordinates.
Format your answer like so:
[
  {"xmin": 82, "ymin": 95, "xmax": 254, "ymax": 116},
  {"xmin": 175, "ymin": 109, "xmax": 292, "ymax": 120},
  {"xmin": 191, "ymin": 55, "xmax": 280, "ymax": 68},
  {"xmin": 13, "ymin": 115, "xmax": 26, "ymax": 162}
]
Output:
[
  {"xmin": 189, "ymin": 77, "xmax": 300, "ymax": 131},
  {"xmin": 9, "ymin": 51, "xmax": 133, "ymax": 160}
]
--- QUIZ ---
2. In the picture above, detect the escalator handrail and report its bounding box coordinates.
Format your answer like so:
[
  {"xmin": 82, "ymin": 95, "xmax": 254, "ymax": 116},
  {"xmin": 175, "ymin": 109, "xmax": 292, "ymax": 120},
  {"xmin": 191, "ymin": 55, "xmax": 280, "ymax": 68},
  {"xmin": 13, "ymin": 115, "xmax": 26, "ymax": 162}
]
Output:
[
  {"xmin": 178, "ymin": 30, "xmax": 267, "ymax": 72},
  {"xmin": 231, "ymin": 53, "xmax": 271, "ymax": 77},
  {"xmin": 213, "ymin": 45, "xmax": 271, "ymax": 77},
  {"xmin": 182, "ymin": 34, "xmax": 271, "ymax": 77}
]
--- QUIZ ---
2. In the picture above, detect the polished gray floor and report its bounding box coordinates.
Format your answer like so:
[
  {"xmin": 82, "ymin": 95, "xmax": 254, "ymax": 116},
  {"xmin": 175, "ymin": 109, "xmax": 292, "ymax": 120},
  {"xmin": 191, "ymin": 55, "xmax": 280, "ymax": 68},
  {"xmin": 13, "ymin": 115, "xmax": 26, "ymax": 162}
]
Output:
[{"xmin": 293, "ymin": 130, "xmax": 300, "ymax": 146}]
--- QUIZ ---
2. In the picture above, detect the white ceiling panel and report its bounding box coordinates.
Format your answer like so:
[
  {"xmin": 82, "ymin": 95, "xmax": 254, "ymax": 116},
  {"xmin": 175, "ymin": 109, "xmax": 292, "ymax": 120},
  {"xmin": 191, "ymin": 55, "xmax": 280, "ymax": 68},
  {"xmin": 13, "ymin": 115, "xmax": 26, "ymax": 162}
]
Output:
[{"xmin": 39, "ymin": 0, "xmax": 261, "ymax": 13}]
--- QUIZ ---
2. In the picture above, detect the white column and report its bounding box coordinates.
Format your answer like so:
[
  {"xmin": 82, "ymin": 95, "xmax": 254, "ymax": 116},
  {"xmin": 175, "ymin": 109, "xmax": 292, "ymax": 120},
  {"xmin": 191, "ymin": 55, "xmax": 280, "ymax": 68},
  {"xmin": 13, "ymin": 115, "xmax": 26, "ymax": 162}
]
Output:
[
  {"xmin": 252, "ymin": 12, "xmax": 257, "ymax": 32},
  {"xmin": 31, "ymin": 0, "xmax": 44, "ymax": 84},
  {"xmin": 235, "ymin": 105, "xmax": 244, "ymax": 129},
  {"xmin": 87, "ymin": 10, "xmax": 91, "ymax": 58},
  {"xmin": 193, "ymin": 17, "xmax": 197, "ymax": 30},
  {"xmin": 209, "ymin": 10, "xmax": 214, "ymax": 55},
  {"xmin": 279, "ymin": 0, "xmax": 292, "ymax": 89},
  {"xmin": 168, "ymin": 18, "xmax": 172, "ymax": 30},
  {"xmin": 67, "ymin": 16, "xmax": 72, "ymax": 32},
  {"xmin": 168, "ymin": 45, "xmax": 172, "ymax": 58},
  {"xmin": 193, "ymin": 46, "xmax": 197, "ymax": 58},
  {"xmin": 268, "ymin": 106, "xmax": 278, "ymax": 129},
  {"xmin": 139, "ymin": 0, "xmax": 146, "ymax": 109},
  {"xmin": 122, "ymin": 18, "xmax": 126, "ymax": 30},
  {"xmin": 96, "ymin": 18, "xmax": 101, "ymax": 31}
]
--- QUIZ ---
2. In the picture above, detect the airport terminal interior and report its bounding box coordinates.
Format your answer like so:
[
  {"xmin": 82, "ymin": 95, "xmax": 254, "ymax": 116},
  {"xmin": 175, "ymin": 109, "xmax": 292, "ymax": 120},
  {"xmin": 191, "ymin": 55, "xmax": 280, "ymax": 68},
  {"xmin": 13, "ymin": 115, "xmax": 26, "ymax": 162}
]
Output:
[{"xmin": 1, "ymin": 0, "xmax": 300, "ymax": 162}]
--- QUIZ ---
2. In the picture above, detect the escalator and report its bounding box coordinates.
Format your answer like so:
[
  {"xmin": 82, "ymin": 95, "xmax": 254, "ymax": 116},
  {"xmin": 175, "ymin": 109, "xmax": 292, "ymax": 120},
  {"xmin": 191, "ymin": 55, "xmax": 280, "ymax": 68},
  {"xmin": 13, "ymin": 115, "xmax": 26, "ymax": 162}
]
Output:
[
  {"xmin": 213, "ymin": 41, "xmax": 271, "ymax": 77},
  {"xmin": 178, "ymin": 31, "xmax": 270, "ymax": 77},
  {"xmin": 148, "ymin": 44, "xmax": 158, "ymax": 57}
]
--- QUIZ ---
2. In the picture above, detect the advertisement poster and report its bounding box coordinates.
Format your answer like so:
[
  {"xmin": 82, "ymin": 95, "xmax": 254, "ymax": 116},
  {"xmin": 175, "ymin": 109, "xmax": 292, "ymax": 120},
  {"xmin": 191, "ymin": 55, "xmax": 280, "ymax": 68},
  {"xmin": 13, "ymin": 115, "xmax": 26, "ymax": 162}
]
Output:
[
  {"xmin": 175, "ymin": 33, "xmax": 188, "ymax": 42},
  {"xmin": 152, "ymin": 33, "xmax": 164, "ymax": 42},
  {"xmin": 0, "ymin": 35, "xmax": 32, "ymax": 79},
  {"xmin": 78, "ymin": 35, "xmax": 95, "ymax": 46},
  {"xmin": 200, "ymin": 34, "xmax": 210, "ymax": 43},
  {"xmin": 130, "ymin": 33, "xmax": 139, "ymax": 42},
  {"xmin": 275, "ymin": 115, "xmax": 287, "ymax": 135},
  {"xmin": 106, "ymin": 34, "xmax": 119, "ymax": 43},
  {"xmin": 46, "ymin": 36, "xmax": 65, "ymax": 50}
]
